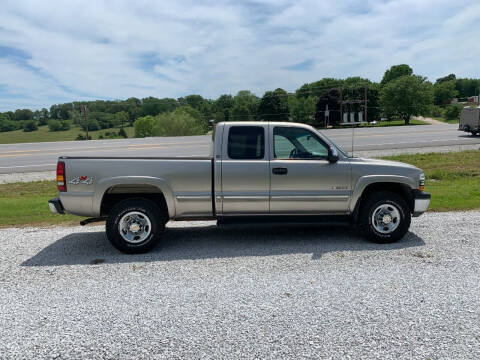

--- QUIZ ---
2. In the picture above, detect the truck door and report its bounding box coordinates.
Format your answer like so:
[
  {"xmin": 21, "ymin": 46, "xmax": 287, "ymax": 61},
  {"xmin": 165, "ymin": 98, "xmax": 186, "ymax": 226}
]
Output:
[
  {"xmin": 220, "ymin": 124, "xmax": 270, "ymax": 214},
  {"xmin": 269, "ymin": 125, "xmax": 351, "ymax": 214}
]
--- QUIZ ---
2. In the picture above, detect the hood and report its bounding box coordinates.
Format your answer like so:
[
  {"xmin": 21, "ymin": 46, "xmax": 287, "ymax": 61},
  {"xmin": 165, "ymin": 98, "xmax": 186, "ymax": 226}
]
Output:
[{"xmin": 351, "ymin": 157, "xmax": 420, "ymax": 171}]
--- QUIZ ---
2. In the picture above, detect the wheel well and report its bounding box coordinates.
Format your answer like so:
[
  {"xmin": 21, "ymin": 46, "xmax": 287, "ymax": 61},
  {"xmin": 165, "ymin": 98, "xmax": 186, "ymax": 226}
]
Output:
[
  {"xmin": 354, "ymin": 182, "xmax": 414, "ymax": 219},
  {"xmin": 100, "ymin": 184, "xmax": 169, "ymax": 218}
]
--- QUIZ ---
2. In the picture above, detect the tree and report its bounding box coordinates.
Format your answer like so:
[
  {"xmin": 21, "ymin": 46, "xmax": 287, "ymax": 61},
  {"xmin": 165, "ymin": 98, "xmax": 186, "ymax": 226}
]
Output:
[
  {"xmin": 435, "ymin": 74, "xmax": 456, "ymax": 84},
  {"xmin": 134, "ymin": 116, "xmax": 157, "ymax": 137},
  {"xmin": 380, "ymin": 75, "xmax": 433, "ymax": 124},
  {"xmin": 231, "ymin": 104, "xmax": 251, "ymax": 121},
  {"xmin": 258, "ymin": 88, "xmax": 290, "ymax": 121},
  {"xmin": 233, "ymin": 90, "xmax": 259, "ymax": 120},
  {"xmin": 213, "ymin": 94, "xmax": 234, "ymax": 121},
  {"xmin": 381, "ymin": 64, "xmax": 413, "ymax": 86},
  {"xmin": 434, "ymin": 80, "xmax": 458, "ymax": 105},
  {"xmin": 14, "ymin": 109, "xmax": 34, "ymax": 121},
  {"xmin": 288, "ymin": 95, "xmax": 316, "ymax": 124},
  {"xmin": 115, "ymin": 111, "xmax": 129, "ymax": 128}
]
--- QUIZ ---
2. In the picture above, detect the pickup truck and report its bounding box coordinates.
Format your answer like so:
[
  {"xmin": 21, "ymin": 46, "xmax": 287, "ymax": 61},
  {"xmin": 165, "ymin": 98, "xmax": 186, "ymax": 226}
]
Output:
[{"xmin": 49, "ymin": 122, "xmax": 431, "ymax": 253}]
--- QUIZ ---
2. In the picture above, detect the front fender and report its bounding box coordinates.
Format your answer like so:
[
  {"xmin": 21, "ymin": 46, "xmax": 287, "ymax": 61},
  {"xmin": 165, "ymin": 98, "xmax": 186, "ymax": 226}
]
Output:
[
  {"xmin": 349, "ymin": 175, "xmax": 416, "ymax": 212},
  {"xmin": 93, "ymin": 176, "xmax": 176, "ymax": 218}
]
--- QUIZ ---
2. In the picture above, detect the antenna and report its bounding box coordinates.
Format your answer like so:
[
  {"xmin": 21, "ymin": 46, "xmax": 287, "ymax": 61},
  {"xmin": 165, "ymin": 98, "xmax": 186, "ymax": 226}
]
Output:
[{"xmin": 351, "ymin": 115, "xmax": 355, "ymax": 157}]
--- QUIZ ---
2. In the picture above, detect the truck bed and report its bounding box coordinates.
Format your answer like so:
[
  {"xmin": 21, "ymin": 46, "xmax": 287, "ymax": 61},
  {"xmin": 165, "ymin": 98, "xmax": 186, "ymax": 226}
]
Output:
[{"xmin": 59, "ymin": 156, "xmax": 214, "ymax": 219}]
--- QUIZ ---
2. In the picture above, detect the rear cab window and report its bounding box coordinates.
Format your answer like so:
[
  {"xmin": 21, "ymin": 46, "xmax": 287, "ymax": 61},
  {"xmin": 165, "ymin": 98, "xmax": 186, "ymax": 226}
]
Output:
[{"xmin": 227, "ymin": 126, "xmax": 265, "ymax": 160}]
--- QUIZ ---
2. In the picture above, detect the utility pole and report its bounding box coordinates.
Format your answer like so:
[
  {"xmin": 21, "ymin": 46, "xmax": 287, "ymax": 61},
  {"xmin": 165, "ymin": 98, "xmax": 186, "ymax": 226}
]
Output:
[
  {"xmin": 339, "ymin": 87, "xmax": 343, "ymax": 125},
  {"xmin": 364, "ymin": 85, "xmax": 368, "ymax": 123},
  {"xmin": 81, "ymin": 105, "xmax": 88, "ymax": 140}
]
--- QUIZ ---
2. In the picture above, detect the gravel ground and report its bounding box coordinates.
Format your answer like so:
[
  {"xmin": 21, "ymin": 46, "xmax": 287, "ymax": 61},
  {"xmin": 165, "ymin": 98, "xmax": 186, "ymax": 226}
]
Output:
[{"xmin": 1, "ymin": 211, "xmax": 479, "ymax": 359}]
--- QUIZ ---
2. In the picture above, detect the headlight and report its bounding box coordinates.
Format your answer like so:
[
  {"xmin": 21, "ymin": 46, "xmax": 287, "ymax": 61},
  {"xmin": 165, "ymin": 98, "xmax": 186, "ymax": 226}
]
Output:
[{"xmin": 419, "ymin": 173, "xmax": 425, "ymax": 191}]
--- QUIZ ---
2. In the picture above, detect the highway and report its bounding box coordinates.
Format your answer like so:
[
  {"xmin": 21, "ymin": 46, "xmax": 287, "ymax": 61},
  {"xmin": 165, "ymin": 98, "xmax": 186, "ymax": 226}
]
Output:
[{"xmin": 0, "ymin": 123, "xmax": 479, "ymax": 174}]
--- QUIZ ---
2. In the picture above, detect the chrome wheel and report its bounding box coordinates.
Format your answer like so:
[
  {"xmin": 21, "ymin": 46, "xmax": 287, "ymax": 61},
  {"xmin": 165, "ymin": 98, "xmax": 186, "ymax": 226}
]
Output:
[
  {"xmin": 118, "ymin": 211, "xmax": 152, "ymax": 244},
  {"xmin": 371, "ymin": 204, "xmax": 401, "ymax": 234}
]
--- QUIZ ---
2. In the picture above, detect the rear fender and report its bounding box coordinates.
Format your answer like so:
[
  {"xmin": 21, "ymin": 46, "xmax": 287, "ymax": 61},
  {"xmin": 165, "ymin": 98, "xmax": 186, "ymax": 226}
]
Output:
[{"xmin": 93, "ymin": 176, "xmax": 175, "ymax": 218}]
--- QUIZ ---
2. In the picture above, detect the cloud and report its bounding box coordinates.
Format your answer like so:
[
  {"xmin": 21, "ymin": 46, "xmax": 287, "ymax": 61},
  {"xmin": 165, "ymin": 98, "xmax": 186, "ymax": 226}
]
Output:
[
  {"xmin": 283, "ymin": 59, "xmax": 314, "ymax": 71},
  {"xmin": 0, "ymin": 0, "xmax": 479, "ymax": 111}
]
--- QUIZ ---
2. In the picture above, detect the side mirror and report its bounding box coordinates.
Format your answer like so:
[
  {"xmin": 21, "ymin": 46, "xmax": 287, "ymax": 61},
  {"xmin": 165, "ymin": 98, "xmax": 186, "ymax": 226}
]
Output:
[{"xmin": 328, "ymin": 146, "xmax": 339, "ymax": 163}]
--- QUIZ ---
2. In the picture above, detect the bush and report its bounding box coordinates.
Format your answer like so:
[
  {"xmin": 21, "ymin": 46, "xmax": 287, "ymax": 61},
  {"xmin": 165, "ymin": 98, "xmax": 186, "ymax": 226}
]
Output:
[
  {"xmin": 80, "ymin": 118, "xmax": 100, "ymax": 131},
  {"xmin": 23, "ymin": 120, "xmax": 38, "ymax": 132},
  {"xmin": 60, "ymin": 121, "xmax": 71, "ymax": 131},
  {"xmin": 49, "ymin": 119, "xmax": 71, "ymax": 131},
  {"xmin": 0, "ymin": 119, "xmax": 20, "ymax": 132},
  {"xmin": 118, "ymin": 127, "xmax": 128, "ymax": 138},
  {"xmin": 48, "ymin": 120, "xmax": 62, "ymax": 131},
  {"xmin": 427, "ymin": 105, "xmax": 444, "ymax": 118},
  {"xmin": 444, "ymin": 104, "xmax": 462, "ymax": 120},
  {"xmin": 153, "ymin": 111, "xmax": 206, "ymax": 136},
  {"xmin": 75, "ymin": 134, "xmax": 92, "ymax": 140}
]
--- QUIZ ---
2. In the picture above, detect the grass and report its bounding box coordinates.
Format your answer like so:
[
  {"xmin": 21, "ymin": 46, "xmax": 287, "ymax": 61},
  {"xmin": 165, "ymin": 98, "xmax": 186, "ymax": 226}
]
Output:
[
  {"xmin": 0, "ymin": 181, "xmax": 79, "ymax": 227},
  {"xmin": 0, "ymin": 150, "xmax": 478, "ymax": 227},
  {"xmin": 382, "ymin": 150, "xmax": 480, "ymax": 211},
  {"xmin": 432, "ymin": 116, "xmax": 459, "ymax": 124},
  {"xmin": 368, "ymin": 119, "xmax": 428, "ymax": 127},
  {"xmin": 0, "ymin": 125, "xmax": 135, "ymax": 144}
]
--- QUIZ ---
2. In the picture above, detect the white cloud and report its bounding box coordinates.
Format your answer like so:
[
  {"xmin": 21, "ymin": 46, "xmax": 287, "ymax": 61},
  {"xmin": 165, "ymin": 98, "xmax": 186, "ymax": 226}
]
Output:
[{"xmin": 0, "ymin": 0, "xmax": 479, "ymax": 111}]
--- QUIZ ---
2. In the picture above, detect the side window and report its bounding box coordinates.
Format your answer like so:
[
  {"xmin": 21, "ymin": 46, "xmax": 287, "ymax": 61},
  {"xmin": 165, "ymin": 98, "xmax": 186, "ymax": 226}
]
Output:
[
  {"xmin": 273, "ymin": 127, "xmax": 329, "ymax": 159},
  {"xmin": 228, "ymin": 126, "xmax": 265, "ymax": 160}
]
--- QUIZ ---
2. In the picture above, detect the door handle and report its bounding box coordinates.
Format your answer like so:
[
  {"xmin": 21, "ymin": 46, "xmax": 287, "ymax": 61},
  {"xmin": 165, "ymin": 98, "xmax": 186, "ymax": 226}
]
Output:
[{"xmin": 272, "ymin": 167, "xmax": 288, "ymax": 175}]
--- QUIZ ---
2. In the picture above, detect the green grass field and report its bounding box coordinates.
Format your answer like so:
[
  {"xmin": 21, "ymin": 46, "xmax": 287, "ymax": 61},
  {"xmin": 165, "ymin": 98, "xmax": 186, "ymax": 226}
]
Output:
[
  {"xmin": 0, "ymin": 125, "xmax": 135, "ymax": 144},
  {"xmin": 1, "ymin": 150, "xmax": 478, "ymax": 227},
  {"xmin": 383, "ymin": 151, "xmax": 480, "ymax": 211}
]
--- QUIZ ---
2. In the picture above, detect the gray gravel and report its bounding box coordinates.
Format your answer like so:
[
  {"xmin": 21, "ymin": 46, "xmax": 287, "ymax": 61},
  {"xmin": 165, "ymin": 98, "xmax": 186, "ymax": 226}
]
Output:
[{"xmin": 1, "ymin": 212, "xmax": 480, "ymax": 359}]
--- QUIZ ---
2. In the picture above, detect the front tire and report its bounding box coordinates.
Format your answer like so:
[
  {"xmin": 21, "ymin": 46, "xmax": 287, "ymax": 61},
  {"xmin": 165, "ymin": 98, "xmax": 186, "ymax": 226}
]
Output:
[
  {"xmin": 359, "ymin": 191, "xmax": 411, "ymax": 243},
  {"xmin": 106, "ymin": 198, "xmax": 166, "ymax": 254}
]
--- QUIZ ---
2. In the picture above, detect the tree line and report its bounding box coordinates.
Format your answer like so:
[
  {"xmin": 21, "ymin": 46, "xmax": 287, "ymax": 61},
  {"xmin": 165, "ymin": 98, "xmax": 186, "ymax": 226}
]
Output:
[{"xmin": 1, "ymin": 64, "xmax": 479, "ymax": 136}]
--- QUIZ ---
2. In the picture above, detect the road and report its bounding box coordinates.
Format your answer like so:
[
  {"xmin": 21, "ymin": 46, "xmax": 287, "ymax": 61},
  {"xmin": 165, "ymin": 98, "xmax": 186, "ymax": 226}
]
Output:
[
  {"xmin": 1, "ymin": 211, "xmax": 479, "ymax": 358},
  {"xmin": 0, "ymin": 123, "xmax": 479, "ymax": 173}
]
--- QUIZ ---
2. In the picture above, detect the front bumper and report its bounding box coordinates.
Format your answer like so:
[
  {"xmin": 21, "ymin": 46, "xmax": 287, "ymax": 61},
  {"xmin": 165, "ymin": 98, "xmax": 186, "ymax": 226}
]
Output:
[
  {"xmin": 48, "ymin": 198, "xmax": 65, "ymax": 215},
  {"xmin": 411, "ymin": 190, "xmax": 431, "ymax": 217}
]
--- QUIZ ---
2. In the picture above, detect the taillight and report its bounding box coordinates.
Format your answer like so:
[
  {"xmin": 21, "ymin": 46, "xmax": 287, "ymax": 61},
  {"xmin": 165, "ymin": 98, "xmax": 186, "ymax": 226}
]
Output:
[{"xmin": 57, "ymin": 161, "xmax": 66, "ymax": 192}]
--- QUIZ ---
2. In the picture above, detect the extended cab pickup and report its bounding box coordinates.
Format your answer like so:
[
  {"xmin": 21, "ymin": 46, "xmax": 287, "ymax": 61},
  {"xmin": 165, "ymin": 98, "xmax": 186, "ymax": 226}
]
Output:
[{"xmin": 49, "ymin": 122, "xmax": 430, "ymax": 253}]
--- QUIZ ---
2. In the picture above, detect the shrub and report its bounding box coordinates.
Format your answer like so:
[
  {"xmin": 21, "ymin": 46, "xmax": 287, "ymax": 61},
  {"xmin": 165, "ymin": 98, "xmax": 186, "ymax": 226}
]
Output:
[
  {"xmin": 23, "ymin": 120, "xmax": 38, "ymax": 132},
  {"xmin": 60, "ymin": 121, "xmax": 71, "ymax": 131},
  {"xmin": 80, "ymin": 118, "xmax": 100, "ymax": 131},
  {"xmin": 444, "ymin": 104, "xmax": 462, "ymax": 120},
  {"xmin": 0, "ymin": 119, "xmax": 20, "ymax": 132},
  {"xmin": 76, "ymin": 134, "xmax": 92, "ymax": 140},
  {"xmin": 427, "ymin": 105, "xmax": 444, "ymax": 118},
  {"xmin": 118, "ymin": 127, "xmax": 128, "ymax": 138},
  {"xmin": 48, "ymin": 120, "xmax": 62, "ymax": 131}
]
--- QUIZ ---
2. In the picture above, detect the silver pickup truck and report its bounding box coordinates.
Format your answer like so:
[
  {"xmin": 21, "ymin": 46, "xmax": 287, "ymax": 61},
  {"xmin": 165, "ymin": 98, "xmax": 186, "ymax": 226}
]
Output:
[{"xmin": 49, "ymin": 121, "xmax": 430, "ymax": 253}]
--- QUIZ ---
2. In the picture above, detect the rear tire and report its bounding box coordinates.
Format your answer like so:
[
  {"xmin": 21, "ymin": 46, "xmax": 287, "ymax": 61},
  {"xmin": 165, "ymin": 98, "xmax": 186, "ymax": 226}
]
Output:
[
  {"xmin": 471, "ymin": 131, "xmax": 478, "ymax": 136},
  {"xmin": 359, "ymin": 191, "xmax": 411, "ymax": 243},
  {"xmin": 106, "ymin": 198, "xmax": 166, "ymax": 254}
]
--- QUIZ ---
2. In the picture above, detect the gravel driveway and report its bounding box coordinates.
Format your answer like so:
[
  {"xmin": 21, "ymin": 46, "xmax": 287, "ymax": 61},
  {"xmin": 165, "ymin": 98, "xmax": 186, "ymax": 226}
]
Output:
[{"xmin": 1, "ymin": 212, "xmax": 479, "ymax": 359}]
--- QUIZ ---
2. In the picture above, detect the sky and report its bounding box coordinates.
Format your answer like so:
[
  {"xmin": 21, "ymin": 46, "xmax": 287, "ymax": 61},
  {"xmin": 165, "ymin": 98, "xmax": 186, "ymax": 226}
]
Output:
[{"xmin": 1, "ymin": 0, "xmax": 480, "ymax": 111}]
